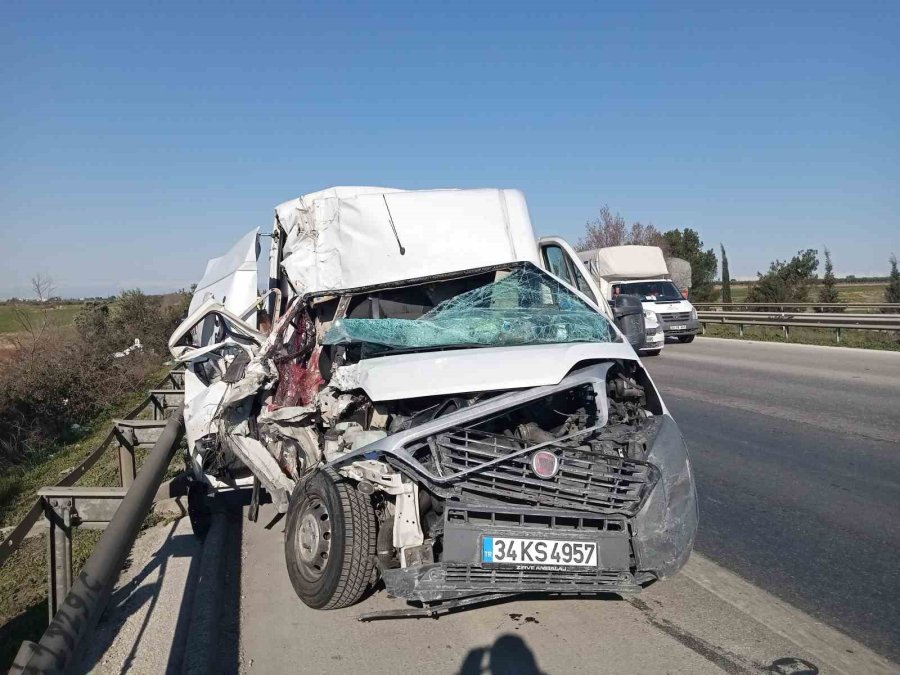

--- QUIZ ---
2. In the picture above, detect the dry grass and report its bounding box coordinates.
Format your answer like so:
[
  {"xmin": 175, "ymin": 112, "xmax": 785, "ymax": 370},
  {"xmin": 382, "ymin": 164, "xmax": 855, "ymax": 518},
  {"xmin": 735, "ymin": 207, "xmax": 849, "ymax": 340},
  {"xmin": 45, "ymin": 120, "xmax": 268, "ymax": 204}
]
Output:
[
  {"xmin": 702, "ymin": 323, "xmax": 900, "ymax": 350},
  {"xmin": 720, "ymin": 281, "xmax": 888, "ymax": 305}
]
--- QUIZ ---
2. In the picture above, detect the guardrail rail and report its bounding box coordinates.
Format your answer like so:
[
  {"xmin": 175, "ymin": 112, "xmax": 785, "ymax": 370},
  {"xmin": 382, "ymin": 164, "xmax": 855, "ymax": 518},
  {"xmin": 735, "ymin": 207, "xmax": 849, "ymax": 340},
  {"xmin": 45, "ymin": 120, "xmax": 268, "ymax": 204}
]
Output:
[
  {"xmin": 2, "ymin": 370, "xmax": 186, "ymax": 674},
  {"xmin": 693, "ymin": 303, "xmax": 900, "ymax": 342}
]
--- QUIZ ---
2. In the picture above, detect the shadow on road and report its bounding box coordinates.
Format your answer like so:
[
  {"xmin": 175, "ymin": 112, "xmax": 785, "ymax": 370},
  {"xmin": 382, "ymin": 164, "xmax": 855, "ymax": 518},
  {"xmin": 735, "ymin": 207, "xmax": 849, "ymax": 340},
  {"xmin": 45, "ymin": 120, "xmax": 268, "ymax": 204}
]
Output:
[
  {"xmin": 77, "ymin": 521, "xmax": 197, "ymax": 673},
  {"xmin": 213, "ymin": 506, "xmax": 244, "ymax": 674},
  {"xmin": 459, "ymin": 634, "xmax": 546, "ymax": 675},
  {"xmin": 74, "ymin": 494, "xmax": 246, "ymax": 673}
]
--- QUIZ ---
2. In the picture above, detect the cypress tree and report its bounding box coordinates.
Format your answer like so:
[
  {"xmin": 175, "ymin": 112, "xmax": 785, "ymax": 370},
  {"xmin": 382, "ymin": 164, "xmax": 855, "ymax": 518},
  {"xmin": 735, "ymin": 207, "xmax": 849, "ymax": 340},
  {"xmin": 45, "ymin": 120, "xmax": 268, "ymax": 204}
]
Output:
[
  {"xmin": 886, "ymin": 254, "xmax": 900, "ymax": 312},
  {"xmin": 720, "ymin": 244, "xmax": 732, "ymax": 304}
]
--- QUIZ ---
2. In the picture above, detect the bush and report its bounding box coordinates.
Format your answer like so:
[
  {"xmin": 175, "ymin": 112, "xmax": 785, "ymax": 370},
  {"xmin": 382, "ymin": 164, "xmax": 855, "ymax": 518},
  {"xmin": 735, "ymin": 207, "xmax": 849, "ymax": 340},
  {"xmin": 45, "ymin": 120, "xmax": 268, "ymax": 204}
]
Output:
[
  {"xmin": 77, "ymin": 289, "xmax": 189, "ymax": 355},
  {"xmin": 746, "ymin": 249, "xmax": 819, "ymax": 309},
  {"xmin": 0, "ymin": 289, "xmax": 189, "ymax": 470}
]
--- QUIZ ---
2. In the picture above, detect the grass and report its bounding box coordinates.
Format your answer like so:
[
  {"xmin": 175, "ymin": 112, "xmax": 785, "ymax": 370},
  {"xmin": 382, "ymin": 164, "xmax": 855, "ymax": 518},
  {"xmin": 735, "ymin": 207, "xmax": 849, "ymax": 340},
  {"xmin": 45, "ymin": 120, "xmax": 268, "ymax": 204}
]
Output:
[
  {"xmin": 0, "ymin": 363, "xmax": 185, "ymax": 670},
  {"xmin": 702, "ymin": 323, "xmax": 900, "ymax": 351},
  {"xmin": 718, "ymin": 282, "xmax": 889, "ymax": 305},
  {"xmin": 0, "ymin": 305, "xmax": 83, "ymax": 335}
]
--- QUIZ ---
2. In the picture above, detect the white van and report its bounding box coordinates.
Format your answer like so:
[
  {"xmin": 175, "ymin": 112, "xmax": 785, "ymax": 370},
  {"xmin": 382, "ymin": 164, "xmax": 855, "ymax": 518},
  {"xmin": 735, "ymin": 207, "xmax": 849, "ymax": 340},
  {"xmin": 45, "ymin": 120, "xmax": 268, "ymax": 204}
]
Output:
[
  {"xmin": 168, "ymin": 188, "xmax": 697, "ymax": 613},
  {"xmin": 580, "ymin": 245, "xmax": 700, "ymax": 343}
]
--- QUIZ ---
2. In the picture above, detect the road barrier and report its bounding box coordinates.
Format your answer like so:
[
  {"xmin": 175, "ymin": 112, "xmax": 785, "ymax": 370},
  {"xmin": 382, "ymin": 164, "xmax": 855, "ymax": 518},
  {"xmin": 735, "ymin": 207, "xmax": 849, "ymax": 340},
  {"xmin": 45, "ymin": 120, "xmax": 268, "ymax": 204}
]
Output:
[
  {"xmin": 696, "ymin": 302, "xmax": 900, "ymax": 312},
  {"xmin": 2, "ymin": 370, "xmax": 186, "ymax": 674},
  {"xmin": 695, "ymin": 306, "xmax": 900, "ymax": 343}
]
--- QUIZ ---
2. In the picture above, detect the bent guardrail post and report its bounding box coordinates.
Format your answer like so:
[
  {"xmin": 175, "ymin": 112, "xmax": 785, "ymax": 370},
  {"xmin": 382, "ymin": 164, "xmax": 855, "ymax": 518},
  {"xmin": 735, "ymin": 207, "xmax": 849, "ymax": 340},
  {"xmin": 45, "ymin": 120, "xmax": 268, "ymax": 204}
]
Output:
[
  {"xmin": 43, "ymin": 496, "xmax": 74, "ymax": 623},
  {"xmin": 10, "ymin": 404, "xmax": 184, "ymax": 675}
]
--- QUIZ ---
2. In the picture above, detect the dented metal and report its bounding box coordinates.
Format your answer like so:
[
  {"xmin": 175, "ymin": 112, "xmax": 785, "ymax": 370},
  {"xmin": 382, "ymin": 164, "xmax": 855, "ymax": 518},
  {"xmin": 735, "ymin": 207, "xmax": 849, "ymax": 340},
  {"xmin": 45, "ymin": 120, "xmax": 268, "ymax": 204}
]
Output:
[{"xmin": 170, "ymin": 186, "xmax": 698, "ymax": 611}]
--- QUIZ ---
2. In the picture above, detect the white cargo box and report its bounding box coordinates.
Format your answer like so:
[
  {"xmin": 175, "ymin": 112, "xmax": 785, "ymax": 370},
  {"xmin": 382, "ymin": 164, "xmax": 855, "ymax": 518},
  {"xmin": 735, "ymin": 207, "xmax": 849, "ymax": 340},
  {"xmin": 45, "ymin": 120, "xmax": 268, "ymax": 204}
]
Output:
[{"xmin": 578, "ymin": 245, "xmax": 669, "ymax": 281}]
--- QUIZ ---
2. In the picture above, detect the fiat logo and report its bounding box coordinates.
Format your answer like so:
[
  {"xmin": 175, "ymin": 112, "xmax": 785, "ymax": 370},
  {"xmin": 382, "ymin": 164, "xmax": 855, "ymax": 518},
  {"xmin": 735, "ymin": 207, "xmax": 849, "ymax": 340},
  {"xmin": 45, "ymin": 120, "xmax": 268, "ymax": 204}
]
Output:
[{"xmin": 530, "ymin": 450, "xmax": 559, "ymax": 479}]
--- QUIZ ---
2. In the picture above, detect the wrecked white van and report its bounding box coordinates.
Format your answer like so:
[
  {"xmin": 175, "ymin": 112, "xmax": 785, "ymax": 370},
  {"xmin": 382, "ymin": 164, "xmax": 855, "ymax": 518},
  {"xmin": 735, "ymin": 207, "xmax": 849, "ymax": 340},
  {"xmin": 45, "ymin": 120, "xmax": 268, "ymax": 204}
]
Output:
[{"xmin": 169, "ymin": 187, "xmax": 698, "ymax": 615}]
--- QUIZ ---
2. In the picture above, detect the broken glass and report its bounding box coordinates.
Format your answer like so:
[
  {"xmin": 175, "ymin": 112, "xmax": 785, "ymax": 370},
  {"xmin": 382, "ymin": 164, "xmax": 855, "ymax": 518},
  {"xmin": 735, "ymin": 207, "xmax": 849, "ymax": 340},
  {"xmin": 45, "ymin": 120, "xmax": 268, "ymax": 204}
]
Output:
[{"xmin": 323, "ymin": 265, "xmax": 616, "ymax": 352}]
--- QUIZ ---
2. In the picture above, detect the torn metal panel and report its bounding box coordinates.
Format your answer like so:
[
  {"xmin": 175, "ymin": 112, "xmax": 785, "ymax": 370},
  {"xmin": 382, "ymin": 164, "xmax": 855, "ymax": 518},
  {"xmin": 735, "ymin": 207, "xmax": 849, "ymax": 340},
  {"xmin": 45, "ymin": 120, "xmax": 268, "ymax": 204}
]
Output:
[
  {"xmin": 189, "ymin": 227, "xmax": 260, "ymax": 323},
  {"xmin": 222, "ymin": 434, "xmax": 293, "ymax": 512},
  {"xmin": 277, "ymin": 188, "xmax": 541, "ymax": 296},
  {"xmin": 169, "ymin": 186, "xmax": 697, "ymax": 613}
]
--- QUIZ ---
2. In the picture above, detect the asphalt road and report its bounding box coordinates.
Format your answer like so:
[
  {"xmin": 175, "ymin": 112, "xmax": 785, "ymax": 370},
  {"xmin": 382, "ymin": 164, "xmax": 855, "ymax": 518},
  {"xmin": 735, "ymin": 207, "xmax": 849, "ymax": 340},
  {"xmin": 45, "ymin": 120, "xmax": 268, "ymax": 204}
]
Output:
[
  {"xmin": 82, "ymin": 337, "xmax": 900, "ymax": 674},
  {"xmin": 645, "ymin": 338, "xmax": 900, "ymax": 662}
]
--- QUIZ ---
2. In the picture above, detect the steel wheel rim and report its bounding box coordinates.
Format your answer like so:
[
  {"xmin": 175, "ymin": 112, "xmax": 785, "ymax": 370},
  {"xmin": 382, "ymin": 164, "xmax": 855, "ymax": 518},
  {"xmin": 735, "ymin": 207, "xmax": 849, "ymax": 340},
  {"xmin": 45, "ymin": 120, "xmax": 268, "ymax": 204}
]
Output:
[{"xmin": 295, "ymin": 496, "xmax": 332, "ymax": 581}]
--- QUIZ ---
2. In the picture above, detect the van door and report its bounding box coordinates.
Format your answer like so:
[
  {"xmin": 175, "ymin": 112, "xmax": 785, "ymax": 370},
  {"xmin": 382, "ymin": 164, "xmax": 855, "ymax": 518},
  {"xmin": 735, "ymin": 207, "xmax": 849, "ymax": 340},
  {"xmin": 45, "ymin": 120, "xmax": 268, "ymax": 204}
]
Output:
[
  {"xmin": 173, "ymin": 229, "xmax": 262, "ymax": 485},
  {"xmin": 538, "ymin": 236, "xmax": 613, "ymax": 319}
]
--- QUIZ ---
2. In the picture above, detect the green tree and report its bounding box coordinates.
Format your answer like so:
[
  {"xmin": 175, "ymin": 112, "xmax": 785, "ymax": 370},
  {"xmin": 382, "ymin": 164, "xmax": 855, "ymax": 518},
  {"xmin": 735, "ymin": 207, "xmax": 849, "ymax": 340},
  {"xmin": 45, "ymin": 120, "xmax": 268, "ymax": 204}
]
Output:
[
  {"xmin": 817, "ymin": 248, "xmax": 840, "ymax": 311},
  {"xmin": 720, "ymin": 244, "xmax": 732, "ymax": 304},
  {"xmin": 885, "ymin": 254, "xmax": 900, "ymax": 312},
  {"xmin": 663, "ymin": 229, "xmax": 719, "ymax": 301},
  {"xmin": 746, "ymin": 249, "xmax": 819, "ymax": 308}
]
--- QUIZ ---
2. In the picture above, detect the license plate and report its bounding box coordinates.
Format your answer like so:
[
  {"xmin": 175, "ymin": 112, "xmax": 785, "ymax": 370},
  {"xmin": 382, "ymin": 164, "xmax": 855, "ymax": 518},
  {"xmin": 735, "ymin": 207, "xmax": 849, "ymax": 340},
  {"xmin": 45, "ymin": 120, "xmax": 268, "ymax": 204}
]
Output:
[
  {"xmin": 482, "ymin": 536, "xmax": 598, "ymax": 568},
  {"xmin": 670, "ymin": 324, "xmax": 687, "ymax": 330}
]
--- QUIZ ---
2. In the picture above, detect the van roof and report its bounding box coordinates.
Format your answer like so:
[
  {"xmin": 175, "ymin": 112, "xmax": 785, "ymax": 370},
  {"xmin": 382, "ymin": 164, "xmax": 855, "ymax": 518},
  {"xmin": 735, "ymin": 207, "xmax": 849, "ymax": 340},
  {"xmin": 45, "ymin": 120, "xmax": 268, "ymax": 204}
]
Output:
[{"xmin": 275, "ymin": 187, "xmax": 541, "ymax": 295}]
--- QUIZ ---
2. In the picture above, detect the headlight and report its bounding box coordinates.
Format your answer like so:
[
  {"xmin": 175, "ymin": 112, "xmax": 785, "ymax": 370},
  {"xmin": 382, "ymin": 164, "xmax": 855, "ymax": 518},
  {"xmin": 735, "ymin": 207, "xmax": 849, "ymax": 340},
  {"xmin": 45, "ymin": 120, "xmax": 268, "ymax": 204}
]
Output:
[
  {"xmin": 643, "ymin": 309, "xmax": 658, "ymax": 323},
  {"xmin": 690, "ymin": 307, "xmax": 698, "ymax": 321}
]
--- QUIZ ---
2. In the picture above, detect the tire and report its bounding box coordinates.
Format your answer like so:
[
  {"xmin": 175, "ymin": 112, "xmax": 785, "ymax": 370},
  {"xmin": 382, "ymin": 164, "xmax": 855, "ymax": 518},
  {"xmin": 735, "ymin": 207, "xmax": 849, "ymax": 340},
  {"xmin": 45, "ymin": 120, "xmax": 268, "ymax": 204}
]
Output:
[
  {"xmin": 284, "ymin": 467, "xmax": 376, "ymax": 609},
  {"xmin": 679, "ymin": 335, "xmax": 695, "ymax": 343},
  {"xmin": 187, "ymin": 481, "xmax": 212, "ymax": 538},
  {"xmin": 642, "ymin": 349, "xmax": 662, "ymax": 357}
]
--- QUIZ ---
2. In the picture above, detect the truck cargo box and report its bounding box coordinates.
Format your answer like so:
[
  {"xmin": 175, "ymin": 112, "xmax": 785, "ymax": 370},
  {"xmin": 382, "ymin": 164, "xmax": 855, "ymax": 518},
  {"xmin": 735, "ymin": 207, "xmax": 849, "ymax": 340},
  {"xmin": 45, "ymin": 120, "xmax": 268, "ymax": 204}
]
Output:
[{"xmin": 578, "ymin": 245, "xmax": 669, "ymax": 281}]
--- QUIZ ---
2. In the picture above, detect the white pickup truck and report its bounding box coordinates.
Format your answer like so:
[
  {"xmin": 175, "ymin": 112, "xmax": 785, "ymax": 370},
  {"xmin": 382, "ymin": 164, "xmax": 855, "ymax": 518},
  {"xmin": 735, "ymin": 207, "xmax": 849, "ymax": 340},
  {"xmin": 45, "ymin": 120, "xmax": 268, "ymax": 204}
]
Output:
[{"xmin": 580, "ymin": 245, "xmax": 700, "ymax": 343}]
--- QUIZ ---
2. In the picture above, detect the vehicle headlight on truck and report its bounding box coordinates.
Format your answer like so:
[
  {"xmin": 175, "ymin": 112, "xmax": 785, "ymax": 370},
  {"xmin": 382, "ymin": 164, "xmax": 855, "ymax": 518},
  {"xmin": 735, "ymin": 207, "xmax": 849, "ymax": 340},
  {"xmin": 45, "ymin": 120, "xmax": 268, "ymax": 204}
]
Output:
[
  {"xmin": 643, "ymin": 309, "xmax": 658, "ymax": 324},
  {"xmin": 690, "ymin": 308, "xmax": 698, "ymax": 321}
]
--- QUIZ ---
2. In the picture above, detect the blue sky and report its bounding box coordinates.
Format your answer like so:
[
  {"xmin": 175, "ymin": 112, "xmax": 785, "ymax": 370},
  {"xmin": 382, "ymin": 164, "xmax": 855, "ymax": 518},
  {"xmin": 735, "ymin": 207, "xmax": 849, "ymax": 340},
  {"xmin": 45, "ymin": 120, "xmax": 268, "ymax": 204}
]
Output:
[{"xmin": 1, "ymin": 1, "xmax": 898, "ymax": 298}]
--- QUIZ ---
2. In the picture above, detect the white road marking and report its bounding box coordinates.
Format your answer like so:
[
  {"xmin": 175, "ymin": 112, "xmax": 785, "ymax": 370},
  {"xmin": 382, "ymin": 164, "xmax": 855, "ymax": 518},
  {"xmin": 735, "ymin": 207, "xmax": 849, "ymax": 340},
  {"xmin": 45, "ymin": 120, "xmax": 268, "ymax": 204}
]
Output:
[{"xmin": 683, "ymin": 553, "xmax": 900, "ymax": 675}]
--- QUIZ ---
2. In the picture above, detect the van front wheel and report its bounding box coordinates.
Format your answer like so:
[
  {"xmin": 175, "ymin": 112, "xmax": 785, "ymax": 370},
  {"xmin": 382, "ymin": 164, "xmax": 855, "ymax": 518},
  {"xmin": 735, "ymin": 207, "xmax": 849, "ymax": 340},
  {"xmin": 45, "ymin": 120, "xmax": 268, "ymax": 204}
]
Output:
[
  {"xmin": 679, "ymin": 335, "xmax": 695, "ymax": 343},
  {"xmin": 284, "ymin": 468, "xmax": 376, "ymax": 609}
]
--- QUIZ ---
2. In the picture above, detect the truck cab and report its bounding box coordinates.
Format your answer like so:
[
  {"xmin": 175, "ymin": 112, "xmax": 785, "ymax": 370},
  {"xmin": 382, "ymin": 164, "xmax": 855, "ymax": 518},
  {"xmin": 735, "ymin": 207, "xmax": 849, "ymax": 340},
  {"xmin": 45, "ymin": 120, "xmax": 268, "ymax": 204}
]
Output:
[
  {"xmin": 580, "ymin": 245, "xmax": 700, "ymax": 343},
  {"xmin": 611, "ymin": 278, "xmax": 698, "ymax": 342}
]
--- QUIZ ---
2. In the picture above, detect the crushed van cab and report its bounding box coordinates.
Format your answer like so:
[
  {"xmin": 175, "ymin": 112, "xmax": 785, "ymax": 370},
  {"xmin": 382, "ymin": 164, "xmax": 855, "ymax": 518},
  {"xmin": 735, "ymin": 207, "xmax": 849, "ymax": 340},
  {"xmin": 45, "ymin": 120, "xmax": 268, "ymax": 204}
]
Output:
[{"xmin": 169, "ymin": 187, "xmax": 698, "ymax": 613}]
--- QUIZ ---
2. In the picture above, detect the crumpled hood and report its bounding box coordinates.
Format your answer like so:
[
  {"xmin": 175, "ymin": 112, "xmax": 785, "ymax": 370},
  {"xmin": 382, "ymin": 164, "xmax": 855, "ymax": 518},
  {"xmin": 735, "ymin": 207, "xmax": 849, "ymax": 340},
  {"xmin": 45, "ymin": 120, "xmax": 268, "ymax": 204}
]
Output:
[{"xmin": 333, "ymin": 341, "xmax": 640, "ymax": 401}]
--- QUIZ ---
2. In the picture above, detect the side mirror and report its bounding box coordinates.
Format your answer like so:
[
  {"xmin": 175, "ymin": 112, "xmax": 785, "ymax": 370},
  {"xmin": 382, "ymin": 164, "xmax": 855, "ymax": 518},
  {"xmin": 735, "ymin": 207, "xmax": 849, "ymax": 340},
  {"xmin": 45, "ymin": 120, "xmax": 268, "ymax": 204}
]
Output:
[{"xmin": 612, "ymin": 294, "xmax": 647, "ymax": 350}]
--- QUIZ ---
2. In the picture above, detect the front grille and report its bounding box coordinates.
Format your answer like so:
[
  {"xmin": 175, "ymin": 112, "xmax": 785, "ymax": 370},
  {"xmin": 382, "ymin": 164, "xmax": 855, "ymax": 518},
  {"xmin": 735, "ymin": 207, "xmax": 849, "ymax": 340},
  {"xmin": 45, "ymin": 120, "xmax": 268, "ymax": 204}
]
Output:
[
  {"xmin": 435, "ymin": 429, "xmax": 656, "ymax": 516},
  {"xmin": 660, "ymin": 311, "xmax": 691, "ymax": 322},
  {"xmin": 446, "ymin": 506, "xmax": 625, "ymax": 532},
  {"xmin": 443, "ymin": 564, "xmax": 637, "ymax": 591}
]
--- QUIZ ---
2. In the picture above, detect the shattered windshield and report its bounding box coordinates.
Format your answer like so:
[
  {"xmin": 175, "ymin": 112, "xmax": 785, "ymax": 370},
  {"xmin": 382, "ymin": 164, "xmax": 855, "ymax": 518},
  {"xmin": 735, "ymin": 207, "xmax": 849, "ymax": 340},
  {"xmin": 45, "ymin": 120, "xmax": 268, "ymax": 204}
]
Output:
[{"xmin": 324, "ymin": 265, "xmax": 616, "ymax": 354}]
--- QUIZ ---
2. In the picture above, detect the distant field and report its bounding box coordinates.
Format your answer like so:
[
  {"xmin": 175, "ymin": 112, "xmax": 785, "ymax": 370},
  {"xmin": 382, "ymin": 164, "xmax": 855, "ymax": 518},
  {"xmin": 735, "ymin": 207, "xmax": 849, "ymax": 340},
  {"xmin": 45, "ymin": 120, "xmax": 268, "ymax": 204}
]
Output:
[
  {"xmin": 0, "ymin": 304, "xmax": 83, "ymax": 335},
  {"xmin": 717, "ymin": 282, "xmax": 888, "ymax": 305}
]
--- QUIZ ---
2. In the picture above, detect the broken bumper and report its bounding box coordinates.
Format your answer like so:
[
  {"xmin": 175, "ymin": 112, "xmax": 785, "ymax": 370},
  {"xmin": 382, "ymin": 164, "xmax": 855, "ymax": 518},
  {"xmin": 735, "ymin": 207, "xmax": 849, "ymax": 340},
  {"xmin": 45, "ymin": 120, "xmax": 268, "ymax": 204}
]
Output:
[{"xmin": 380, "ymin": 416, "xmax": 698, "ymax": 603}]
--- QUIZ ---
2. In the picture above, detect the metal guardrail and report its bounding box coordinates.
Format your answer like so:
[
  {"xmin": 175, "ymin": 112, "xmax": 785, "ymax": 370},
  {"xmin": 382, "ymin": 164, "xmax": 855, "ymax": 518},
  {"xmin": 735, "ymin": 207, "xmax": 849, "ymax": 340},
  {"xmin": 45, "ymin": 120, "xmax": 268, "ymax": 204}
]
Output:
[
  {"xmin": 0, "ymin": 369, "xmax": 185, "ymax": 674},
  {"xmin": 0, "ymin": 371, "xmax": 184, "ymax": 573},
  {"xmin": 10, "ymin": 406, "xmax": 185, "ymax": 674},
  {"xmin": 697, "ymin": 310, "xmax": 900, "ymax": 342},
  {"xmin": 696, "ymin": 302, "xmax": 900, "ymax": 312}
]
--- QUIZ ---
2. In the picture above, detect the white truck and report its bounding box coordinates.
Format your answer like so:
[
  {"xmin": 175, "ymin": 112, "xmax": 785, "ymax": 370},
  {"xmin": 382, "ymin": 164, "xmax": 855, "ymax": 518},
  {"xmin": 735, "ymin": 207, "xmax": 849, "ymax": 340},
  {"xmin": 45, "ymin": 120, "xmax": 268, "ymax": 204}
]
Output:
[
  {"xmin": 168, "ymin": 187, "xmax": 697, "ymax": 615},
  {"xmin": 580, "ymin": 245, "xmax": 700, "ymax": 343}
]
